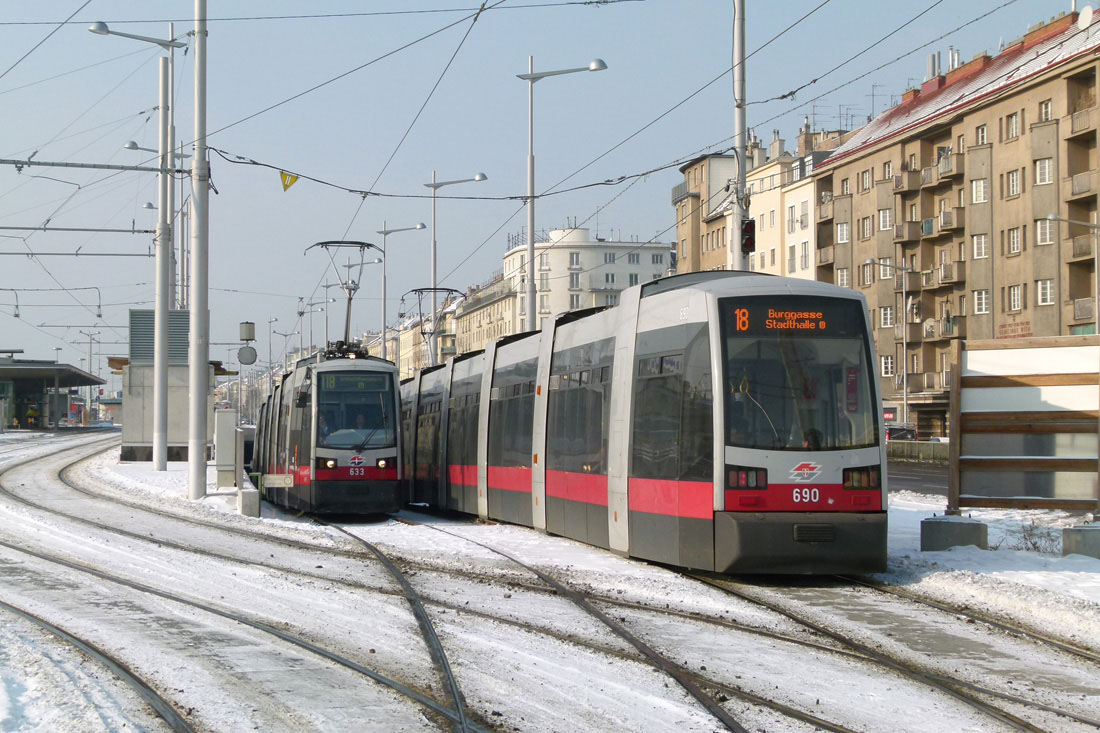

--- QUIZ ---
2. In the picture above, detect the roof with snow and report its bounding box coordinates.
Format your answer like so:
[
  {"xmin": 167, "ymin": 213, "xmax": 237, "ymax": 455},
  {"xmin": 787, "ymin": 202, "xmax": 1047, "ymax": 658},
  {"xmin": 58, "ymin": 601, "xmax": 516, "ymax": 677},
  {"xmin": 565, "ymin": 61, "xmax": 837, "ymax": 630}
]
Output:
[{"xmin": 821, "ymin": 13, "xmax": 1100, "ymax": 169}]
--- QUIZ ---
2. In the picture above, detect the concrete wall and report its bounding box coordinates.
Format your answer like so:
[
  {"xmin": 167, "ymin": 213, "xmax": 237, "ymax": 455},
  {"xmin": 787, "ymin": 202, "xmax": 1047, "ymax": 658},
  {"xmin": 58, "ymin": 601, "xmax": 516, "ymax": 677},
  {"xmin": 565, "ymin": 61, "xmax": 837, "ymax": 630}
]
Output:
[{"xmin": 121, "ymin": 364, "xmax": 214, "ymax": 461}]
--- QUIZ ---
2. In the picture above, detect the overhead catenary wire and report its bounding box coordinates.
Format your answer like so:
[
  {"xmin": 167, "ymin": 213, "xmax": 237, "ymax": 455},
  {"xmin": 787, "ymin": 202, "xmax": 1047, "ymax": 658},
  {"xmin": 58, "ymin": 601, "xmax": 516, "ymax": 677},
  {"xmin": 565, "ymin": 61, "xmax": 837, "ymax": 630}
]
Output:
[{"xmin": 0, "ymin": 0, "xmax": 92, "ymax": 83}]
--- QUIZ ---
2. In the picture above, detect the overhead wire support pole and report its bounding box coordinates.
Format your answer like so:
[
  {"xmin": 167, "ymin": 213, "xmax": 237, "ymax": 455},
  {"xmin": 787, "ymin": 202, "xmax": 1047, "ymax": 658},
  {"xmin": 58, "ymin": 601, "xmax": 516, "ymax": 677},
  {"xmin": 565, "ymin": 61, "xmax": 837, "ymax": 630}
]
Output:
[
  {"xmin": 154, "ymin": 57, "xmax": 170, "ymax": 472},
  {"xmin": 0, "ymin": 158, "xmax": 178, "ymax": 174},
  {"xmin": 0, "ymin": 226, "xmax": 156, "ymax": 234},
  {"xmin": 188, "ymin": 0, "xmax": 209, "ymax": 502},
  {"xmin": 730, "ymin": 0, "xmax": 747, "ymax": 272}
]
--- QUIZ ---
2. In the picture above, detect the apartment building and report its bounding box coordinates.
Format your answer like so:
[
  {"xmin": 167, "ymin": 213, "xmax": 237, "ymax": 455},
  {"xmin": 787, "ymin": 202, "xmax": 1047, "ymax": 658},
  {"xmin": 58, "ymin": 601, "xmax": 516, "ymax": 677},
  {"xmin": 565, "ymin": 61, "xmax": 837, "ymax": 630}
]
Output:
[
  {"xmin": 672, "ymin": 153, "xmax": 739, "ymax": 272},
  {"xmin": 813, "ymin": 11, "xmax": 1098, "ymax": 436}
]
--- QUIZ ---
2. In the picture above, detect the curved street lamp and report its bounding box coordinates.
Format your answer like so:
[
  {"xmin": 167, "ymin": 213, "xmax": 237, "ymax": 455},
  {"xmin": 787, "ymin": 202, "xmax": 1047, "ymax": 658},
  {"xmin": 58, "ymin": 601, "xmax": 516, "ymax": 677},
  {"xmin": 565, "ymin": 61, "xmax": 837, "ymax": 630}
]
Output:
[{"xmin": 376, "ymin": 221, "xmax": 426, "ymax": 361}]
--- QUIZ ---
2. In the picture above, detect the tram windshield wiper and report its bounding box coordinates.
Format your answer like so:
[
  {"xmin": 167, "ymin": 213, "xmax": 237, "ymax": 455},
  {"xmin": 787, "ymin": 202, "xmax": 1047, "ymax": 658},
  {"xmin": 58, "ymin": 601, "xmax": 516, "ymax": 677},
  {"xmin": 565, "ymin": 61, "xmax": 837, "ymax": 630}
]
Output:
[{"xmin": 354, "ymin": 428, "xmax": 380, "ymax": 452}]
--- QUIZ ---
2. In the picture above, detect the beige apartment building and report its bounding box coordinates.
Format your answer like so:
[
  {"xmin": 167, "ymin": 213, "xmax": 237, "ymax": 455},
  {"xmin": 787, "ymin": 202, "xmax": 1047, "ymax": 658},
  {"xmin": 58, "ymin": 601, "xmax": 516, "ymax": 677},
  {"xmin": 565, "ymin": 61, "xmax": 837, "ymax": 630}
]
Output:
[{"xmin": 814, "ymin": 11, "xmax": 1098, "ymax": 436}]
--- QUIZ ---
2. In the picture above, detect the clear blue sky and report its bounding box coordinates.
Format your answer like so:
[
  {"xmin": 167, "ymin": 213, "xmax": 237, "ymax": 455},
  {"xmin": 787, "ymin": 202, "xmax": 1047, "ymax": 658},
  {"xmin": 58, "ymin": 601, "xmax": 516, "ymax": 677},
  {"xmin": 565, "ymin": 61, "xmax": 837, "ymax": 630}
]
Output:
[{"xmin": 0, "ymin": 0, "xmax": 1072, "ymax": 391}]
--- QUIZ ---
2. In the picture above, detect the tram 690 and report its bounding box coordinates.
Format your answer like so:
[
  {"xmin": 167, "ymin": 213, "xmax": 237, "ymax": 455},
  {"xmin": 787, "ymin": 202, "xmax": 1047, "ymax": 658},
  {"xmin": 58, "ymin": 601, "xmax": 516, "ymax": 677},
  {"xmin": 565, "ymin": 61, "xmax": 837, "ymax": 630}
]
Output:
[
  {"xmin": 253, "ymin": 344, "xmax": 402, "ymax": 514},
  {"xmin": 402, "ymin": 272, "xmax": 886, "ymax": 574}
]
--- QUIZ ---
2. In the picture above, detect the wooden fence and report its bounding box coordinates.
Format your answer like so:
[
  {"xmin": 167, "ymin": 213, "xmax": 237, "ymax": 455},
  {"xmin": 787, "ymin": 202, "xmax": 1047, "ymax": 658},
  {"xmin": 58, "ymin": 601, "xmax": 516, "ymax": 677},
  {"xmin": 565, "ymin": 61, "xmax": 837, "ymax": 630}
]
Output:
[{"xmin": 949, "ymin": 336, "xmax": 1100, "ymax": 512}]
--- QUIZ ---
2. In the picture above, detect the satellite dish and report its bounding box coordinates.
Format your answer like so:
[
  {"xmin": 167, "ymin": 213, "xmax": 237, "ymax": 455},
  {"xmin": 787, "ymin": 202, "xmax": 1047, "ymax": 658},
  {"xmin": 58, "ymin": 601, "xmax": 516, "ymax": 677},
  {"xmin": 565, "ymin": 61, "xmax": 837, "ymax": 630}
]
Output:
[
  {"xmin": 1080, "ymin": 5, "xmax": 1093, "ymax": 31},
  {"xmin": 238, "ymin": 345, "xmax": 257, "ymax": 365}
]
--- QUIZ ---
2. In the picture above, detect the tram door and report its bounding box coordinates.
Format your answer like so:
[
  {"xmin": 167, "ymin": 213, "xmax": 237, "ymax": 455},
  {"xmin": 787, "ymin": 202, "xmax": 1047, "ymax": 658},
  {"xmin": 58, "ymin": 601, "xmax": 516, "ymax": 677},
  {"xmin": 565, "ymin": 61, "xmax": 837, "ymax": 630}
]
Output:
[{"xmin": 412, "ymin": 396, "xmax": 441, "ymax": 504}]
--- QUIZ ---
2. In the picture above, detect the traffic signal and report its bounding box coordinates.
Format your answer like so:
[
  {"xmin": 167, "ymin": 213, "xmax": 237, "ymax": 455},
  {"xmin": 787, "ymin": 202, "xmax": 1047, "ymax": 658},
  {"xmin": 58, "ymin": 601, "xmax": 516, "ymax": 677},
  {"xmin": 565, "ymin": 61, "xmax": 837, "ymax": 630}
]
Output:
[{"xmin": 740, "ymin": 218, "xmax": 756, "ymax": 254}]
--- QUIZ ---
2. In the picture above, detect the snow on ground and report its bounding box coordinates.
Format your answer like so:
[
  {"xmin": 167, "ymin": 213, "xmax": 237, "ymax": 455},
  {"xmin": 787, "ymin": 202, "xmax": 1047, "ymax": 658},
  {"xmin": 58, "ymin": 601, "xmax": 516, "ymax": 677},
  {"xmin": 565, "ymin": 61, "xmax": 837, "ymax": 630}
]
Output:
[{"xmin": 3, "ymin": 433, "xmax": 1100, "ymax": 730}]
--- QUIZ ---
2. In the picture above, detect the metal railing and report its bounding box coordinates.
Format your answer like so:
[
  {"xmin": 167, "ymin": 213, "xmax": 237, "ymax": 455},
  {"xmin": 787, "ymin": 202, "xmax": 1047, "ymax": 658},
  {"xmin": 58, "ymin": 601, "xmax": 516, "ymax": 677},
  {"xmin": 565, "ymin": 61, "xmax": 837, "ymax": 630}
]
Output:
[
  {"xmin": 920, "ymin": 166, "xmax": 937, "ymax": 186},
  {"xmin": 1071, "ymin": 108, "xmax": 1092, "ymax": 135}
]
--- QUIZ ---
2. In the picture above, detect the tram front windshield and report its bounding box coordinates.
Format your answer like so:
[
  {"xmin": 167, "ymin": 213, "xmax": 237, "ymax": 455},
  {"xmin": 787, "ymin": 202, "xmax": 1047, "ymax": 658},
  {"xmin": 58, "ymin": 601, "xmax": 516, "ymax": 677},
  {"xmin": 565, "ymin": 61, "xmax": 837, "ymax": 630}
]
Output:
[
  {"xmin": 317, "ymin": 371, "xmax": 396, "ymax": 449},
  {"xmin": 720, "ymin": 295, "xmax": 878, "ymax": 451}
]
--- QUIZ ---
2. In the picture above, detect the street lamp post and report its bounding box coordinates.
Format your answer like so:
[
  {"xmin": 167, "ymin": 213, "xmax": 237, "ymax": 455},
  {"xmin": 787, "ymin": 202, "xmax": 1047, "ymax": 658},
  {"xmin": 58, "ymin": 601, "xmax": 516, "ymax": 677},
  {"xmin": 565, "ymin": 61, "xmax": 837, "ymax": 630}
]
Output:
[
  {"xmin": 376, "ymin": 221, "xmax": 425, "ymax": 361},
  {"xmin": 423, "ymin": 173, "xmax": 485, "ymax": 365},
  {"xmin": 90, "ymin": 22, "xmax": 184, "ymax": 471},
  {"xmin": 517, "ymin": 56, "xmax": 606, "ymax": 331},
  {"xmin": 867, "ymin": 258, "xmax": 913, "ymax": 427},
  {"xmin": 274, "ymin": 329, "xmax": 299, "ymax": 371}
]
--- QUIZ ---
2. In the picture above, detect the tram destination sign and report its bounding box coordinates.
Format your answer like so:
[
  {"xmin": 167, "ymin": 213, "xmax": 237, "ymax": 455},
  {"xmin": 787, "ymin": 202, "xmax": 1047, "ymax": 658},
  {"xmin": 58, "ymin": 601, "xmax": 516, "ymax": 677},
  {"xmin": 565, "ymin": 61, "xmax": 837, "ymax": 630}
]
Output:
[{"xmin": 723, "ymin": 296, "xmax": 865, "ymax": 337}]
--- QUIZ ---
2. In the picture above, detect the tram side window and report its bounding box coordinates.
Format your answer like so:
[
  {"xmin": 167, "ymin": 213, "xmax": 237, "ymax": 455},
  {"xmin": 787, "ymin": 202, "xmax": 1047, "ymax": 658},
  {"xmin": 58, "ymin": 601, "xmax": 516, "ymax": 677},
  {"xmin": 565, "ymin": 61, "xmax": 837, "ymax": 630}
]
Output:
[
  {"xmin": 547, "ymin": 365, "xmax": 612, "ymax": 475},
  {"xmin": 631, "ymin": 324, "xmax": 712, "ymax": 482},
  {"xmin": 488, "ymin": 382, "xmax": 535, "ymax": 468}
]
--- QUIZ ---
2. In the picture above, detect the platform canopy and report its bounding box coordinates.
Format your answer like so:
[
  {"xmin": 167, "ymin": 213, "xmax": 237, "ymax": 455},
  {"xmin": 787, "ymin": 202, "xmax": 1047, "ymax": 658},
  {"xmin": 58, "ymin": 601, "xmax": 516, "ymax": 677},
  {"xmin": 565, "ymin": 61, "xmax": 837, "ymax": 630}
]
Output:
[{"xmin": 0, "ymin": 358, "xmax": 105, "ymax": 388}]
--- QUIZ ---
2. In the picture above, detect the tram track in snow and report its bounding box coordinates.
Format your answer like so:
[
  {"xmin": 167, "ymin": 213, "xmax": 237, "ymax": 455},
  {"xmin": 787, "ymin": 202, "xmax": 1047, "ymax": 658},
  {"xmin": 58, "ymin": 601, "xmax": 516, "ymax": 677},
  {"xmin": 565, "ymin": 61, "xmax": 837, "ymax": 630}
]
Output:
[
  {"xmin": 685, "ymin": 572, "xmax": 1100, "ymax": 732},
  {"xmin": 28, "ymin": 442, "xmax": 1100, "ymax": 731},
  {"xmin": 0, "ymin": 441, "xmax": 488, "ymax": 731}
]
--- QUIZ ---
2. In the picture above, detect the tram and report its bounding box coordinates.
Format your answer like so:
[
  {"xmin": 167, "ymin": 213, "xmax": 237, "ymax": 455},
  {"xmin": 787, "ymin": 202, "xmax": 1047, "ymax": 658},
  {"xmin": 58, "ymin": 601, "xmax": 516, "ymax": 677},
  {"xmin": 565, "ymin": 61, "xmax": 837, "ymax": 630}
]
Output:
[
  {"xmin": 253, "ymin": 343, "xmax": 402, "ymax": 514},
  {"xmin": 401, "ymin": 271, "xmax": 886, "ymax": 574}
]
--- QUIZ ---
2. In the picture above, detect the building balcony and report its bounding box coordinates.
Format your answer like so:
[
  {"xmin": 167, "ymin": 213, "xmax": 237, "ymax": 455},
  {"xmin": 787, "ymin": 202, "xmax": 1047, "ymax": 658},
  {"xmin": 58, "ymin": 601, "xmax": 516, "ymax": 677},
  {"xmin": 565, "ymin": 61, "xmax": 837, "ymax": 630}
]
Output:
[
  {"xmin": 1065, "ymin": 170, "xmax": 1098, "ymax": 201},
  {"xmin": 1066, "ymin": 106, "xmax": 1097, "ymax": 139},
  {"xmin": 893, "ymin": 170, "xmax": 921, "ymax": 193},
  {"xmin": 939, "ymin": 207, "xmax": 965, "ymax": 231},
  {"xmin": 937, "ymin": 152, "xmax": 965, "ymax": 178},
  {"xmin": 938, "ymin": 260, "xmax": 966, "ymax": 284},
  {"xmin": 817, "ymin": 198, "xmax": 834, "ymax": 221},
  {"xmin": 1071, "ymin": 233, "xmax": 1094, "ymax": 260},
  {"xmin": 671, "ymin": 180, "xmax": 693, "ymax": 205},
  {"xmin": 920, "ymin": 269, "xmax": 937, "ymax": 288},
  {"xmin": 1074, "ymin": 296, "xmax": 1095, "ymax": 321},
  {"xmin": 816, "ymin": 245, "xmax": 835, "ymax": 265},
  {"xmin": 894, "ymin": 270, "xmax": 921, "ymax": 292},
  {"xmin": 894, "ymin": 221, "xmax": 921, "ymax": 241},
  {"xmin": 920, "ymin": 166, "xmax": 939, "ymax": 188},
  {"xmin": 894, "ymin": 321, "xmax": 922, "ymax": 342},
  {"xmin": 799, "ymin": 213, "xmax": 810, "ymax": 230},
  {"xmin": 896, "ymin": 371, "xmax": 941, "ymax": 393},
  {"xmin": 924, "ymin": 316, "xmax": 966, "ymax": 340}
]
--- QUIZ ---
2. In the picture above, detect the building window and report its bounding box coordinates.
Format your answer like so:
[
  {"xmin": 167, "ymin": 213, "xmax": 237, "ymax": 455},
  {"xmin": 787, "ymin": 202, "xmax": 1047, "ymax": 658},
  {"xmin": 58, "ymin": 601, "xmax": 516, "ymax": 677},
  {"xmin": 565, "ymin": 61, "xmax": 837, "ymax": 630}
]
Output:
[
  {"xmin": 604, "ymin": 272, "xmax": 615, "ymax": 285},
  {"xmin": 860, "ymin": 170, "xmax": 871, "ymax": 191},
  {"xmin": 539, "ymin": 294, "xmax": 550, "ymax": 311},
  {"xmin": 787, "ymin": 205, "xmax": 796, "ymax": 233},
  {"xmin": 537, "ymin": 273, "xmax": 548, "ymax": 291},
  {"xmin": 841, "ymin": 178, "xmax": 850, "ymax": 195},
  {"xmin": 628, "ymin": 252, "xmax": 639, "ymax": 264},
  {"xmin": 837, "ymin": 268, "xmax": 850, "ymax": 288},
  {"xmin": 569, "ymin": 252, "xmax": 580, "ymax": 268},
  {"xmin": 883, "ymin": 161, "xmax": 893, "ymax": 180},
  {"xmin": 971, "ymin": 178, "xmax": 988, "ymax": 204},
  {"xmin": 1039, "ymin": 99, "xmax": 1052, "ymax": 122},
  {"xmin": 1007, "ymin": 227, "xmax": 1021, "ymax": 254},
  {"xmin": 770, "ymin": 248, "xmax": 776, "ymax": 266},
  {"xmin": 787, "ymin": 244, "xmax": 797, "ymax": 273},
  {"xmin": 881, "ymin": 354, "xmax": 895, "ymax": 377},
  {"xmin": 569, "ymin": 294, "xmax": 580, "ymax": 309},
  {"xmin": 629, "ymin": 273, "xmax": 639, "ymax": 286},
  {"xmin": 1037, "ymin": 279, "xmax": 1054, "ymax": 305},
  {"xmin": 769, "ymin": 209, "xmax": 776, "ymax": 227},
  {"xmin": 972, "ymin": 233, "xmax": 989, "ymax": 259},
  {"xmin": 975, "ymin": 124, "xmax": 987, "ymax": 145},
  {"xmin": 800, "ymin": 241, "xmax": 809, "ymax": 270},
  {"xmin": 1035, "ymin": 158, "xmax": 1052, "ymax": 185},
  {"xmin": 539, "ymin": 253, "xmax": 550, "ymax": 269},
  {"xmin": 1036, "ymin": 218, "xmax": 1054, "ymax": 245},
  {"xmin": 880, "ymin": 305, "xmax": 894, "ymax": 328},
  {"xmin": 1008, "ymin": 284, "xmax": 1022, "ymax": 311},
  {"xmin": 604, "ymin": 252, "xmax": 616, "ymax": 264},
  {"xmin": 569, "ymin": 272, "xmax": 580, "ymax": 289},
  {"xmin": 605, "ymin": 294, "xmax": 618, "ymax": 306},
  {"xmin": 974, "ymin": 289, "xmax": 990, "ymax": 314},
  {"xmin": 860, "ymin": 262, "xmax": 875, "ymax": 286},
  {"xmin": 1005, "ymin": 112, "xmax": 1019, "ymax": 139},
  {"xmin": 878, "ymin": 208, "xmax": 893, "ymax": 230},
  {"xmin": 859, "ymin": 216, "xmax": 873, "ymax": 239},
  {"xmin": 652, "ymin": 253, "xmax": 664, "ymax": 265},
  {"xmin": 878, "ymin": 256, "xmax": 893, "ymax": 280},
  {"xmin": 1006, "ymin": 169, "xmax": 1020, "ymax": 197},
  {"xmin": 837, "ymin": 222, "xmax": 850, "ymax": 243}
]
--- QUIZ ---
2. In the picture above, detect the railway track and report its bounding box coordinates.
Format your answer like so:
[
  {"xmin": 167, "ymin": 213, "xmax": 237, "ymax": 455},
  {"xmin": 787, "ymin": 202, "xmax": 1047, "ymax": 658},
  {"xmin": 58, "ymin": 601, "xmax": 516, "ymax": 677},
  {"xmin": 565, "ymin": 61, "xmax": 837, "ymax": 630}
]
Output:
[
  {"xmin": 685, "ymin": 572, "xmax": 1100, "ymax": 732},
  {"xmin": 20, "ymin": 442, "xmax": 1100, "ymax": 731},
  {"xmin": 0, "ymin": 441, "xmax": 485, "ymax": 731}
]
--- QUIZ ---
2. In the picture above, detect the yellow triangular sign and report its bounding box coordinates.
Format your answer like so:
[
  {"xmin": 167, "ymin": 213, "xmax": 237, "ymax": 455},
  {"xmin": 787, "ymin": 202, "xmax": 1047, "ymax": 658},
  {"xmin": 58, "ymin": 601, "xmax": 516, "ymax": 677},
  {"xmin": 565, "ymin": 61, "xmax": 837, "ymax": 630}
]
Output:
[{"xmin": 280, "ymin": 171, "xmax": 299, "ymax": 191}]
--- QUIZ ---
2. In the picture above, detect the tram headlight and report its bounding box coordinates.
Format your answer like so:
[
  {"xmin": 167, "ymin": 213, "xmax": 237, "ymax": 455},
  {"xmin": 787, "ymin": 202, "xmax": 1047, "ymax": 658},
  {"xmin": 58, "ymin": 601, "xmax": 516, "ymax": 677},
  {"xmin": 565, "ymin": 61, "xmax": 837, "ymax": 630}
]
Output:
[
  {"xmin": 727, "ymin": 465, "xmax": 767, "ymax": 490},
  {"xmin": 376, "ymin": 458, "xmax": 388, "ymax": 469},
  {"xmin": 843, "ymin": 465, "xmax": 881, "ymax": 490},
  {"xmin": 316, "ymin": 457, "xmax": 336, "ymax": 469}
]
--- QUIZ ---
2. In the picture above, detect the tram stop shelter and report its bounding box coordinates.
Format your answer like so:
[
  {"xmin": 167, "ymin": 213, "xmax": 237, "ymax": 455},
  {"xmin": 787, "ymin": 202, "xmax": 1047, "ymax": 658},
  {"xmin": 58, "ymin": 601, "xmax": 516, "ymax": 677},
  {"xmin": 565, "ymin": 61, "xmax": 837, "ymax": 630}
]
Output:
[{"xmin": 0, "ymin": 350, "xmax": 105, "ymax": 429}]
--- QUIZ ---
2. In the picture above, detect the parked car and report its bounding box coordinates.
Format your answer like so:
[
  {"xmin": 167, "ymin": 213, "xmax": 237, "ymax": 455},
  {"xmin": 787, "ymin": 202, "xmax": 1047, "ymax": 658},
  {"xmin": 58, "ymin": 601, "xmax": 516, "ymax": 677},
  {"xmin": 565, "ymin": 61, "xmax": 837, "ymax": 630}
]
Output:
[{"xmin": 886, "ymin": 424, "xmax": 917, "ymax": 441}]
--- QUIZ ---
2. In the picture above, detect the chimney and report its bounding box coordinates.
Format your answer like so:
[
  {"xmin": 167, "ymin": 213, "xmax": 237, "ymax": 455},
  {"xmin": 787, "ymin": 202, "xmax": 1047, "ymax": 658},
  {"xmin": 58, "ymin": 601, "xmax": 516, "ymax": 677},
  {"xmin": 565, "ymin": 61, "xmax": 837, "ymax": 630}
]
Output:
[
  {"xmin": 768, "ymin": 129, "xmax": 785, "ymax": 160},
  {"xmin": 797, "ymin": 115, "xmax": 814, "ymax": 157}
]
